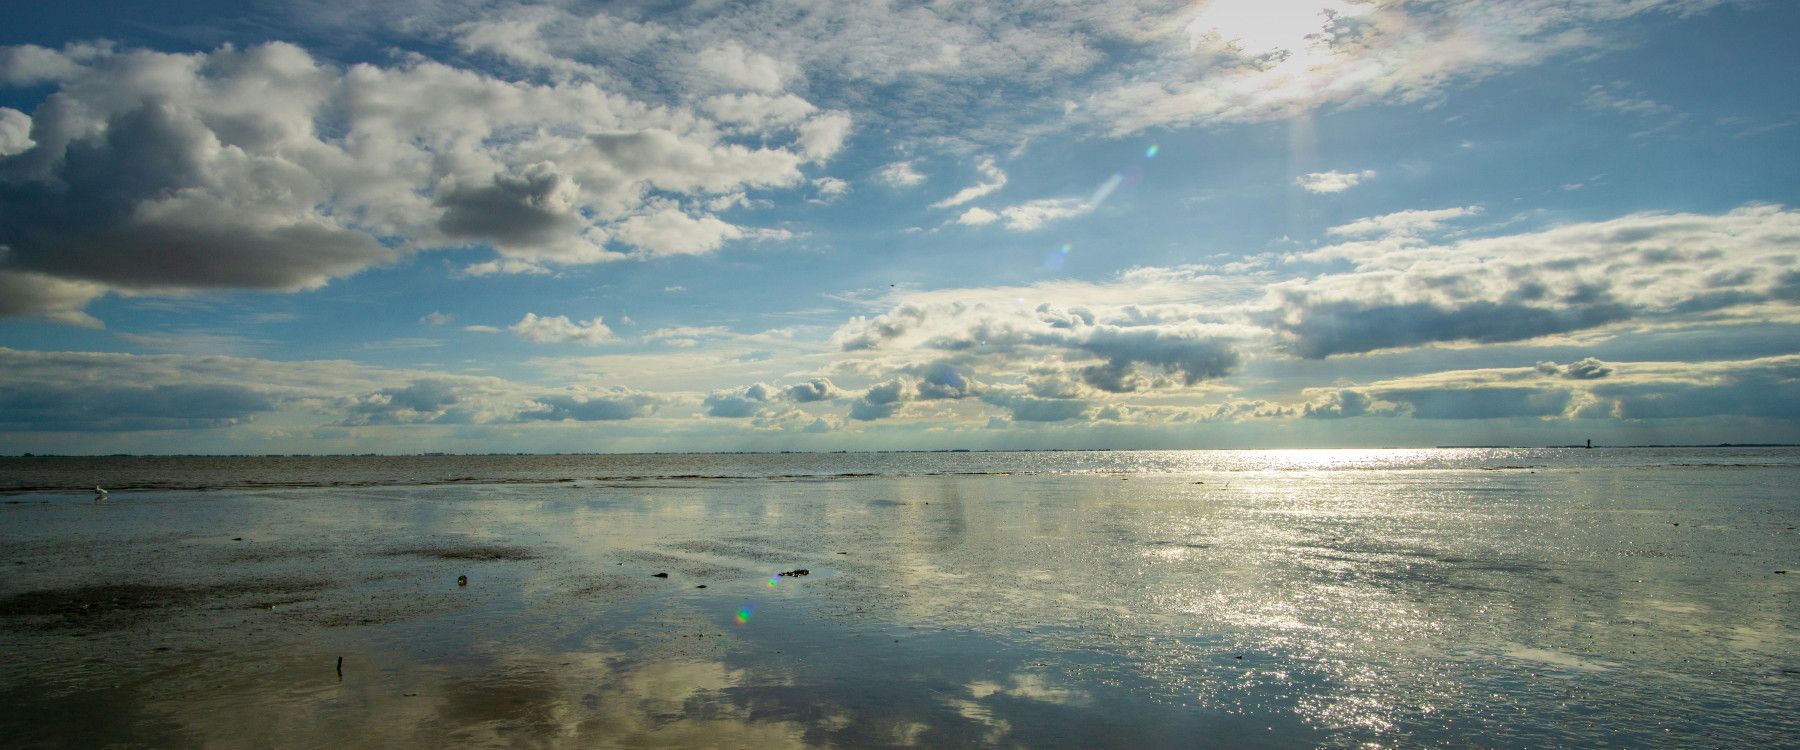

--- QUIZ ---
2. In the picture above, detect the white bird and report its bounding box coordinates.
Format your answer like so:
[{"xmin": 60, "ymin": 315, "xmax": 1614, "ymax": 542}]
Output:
[{"xmin": 94, "ymin": 486, "xmax": 108, "ymax": 495}]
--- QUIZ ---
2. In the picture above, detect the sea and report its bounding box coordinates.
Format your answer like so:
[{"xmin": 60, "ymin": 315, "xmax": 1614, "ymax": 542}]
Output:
[{"xmin": 1, "ymin": 448, "xmax": 1795, "ymax": 748}]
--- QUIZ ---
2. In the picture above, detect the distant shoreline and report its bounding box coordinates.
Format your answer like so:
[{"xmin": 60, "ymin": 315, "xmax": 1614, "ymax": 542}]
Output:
[{"xmin": 7, "ymin": 444, "xmax": 1798, "ymax": 458}]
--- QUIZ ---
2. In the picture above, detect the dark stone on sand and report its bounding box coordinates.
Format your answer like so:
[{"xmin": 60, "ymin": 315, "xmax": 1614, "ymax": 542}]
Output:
[
  {"xmin": 1777, "ymin": 570, "xmax": 1788, "ymax": 574},
  {"xmin": 652, "ymin": 572, "xmax": 669, "ymax": 578},
  {"xmin": 776, "ymin": 569, "xmax": 810, "ymax": 577},
  {"xmin": 457, "ymin": 575, "xmax": 468, "ymax": 586},
  {"xmin": 233, "ymin": 537, "xmax": 243, "ymax": 541},
  {"xmin": 695, "ymin": 584, "xmax": 707, "ymax": 589}
]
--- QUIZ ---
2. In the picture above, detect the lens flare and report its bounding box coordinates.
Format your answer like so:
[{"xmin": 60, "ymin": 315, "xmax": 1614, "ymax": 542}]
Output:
[
  {"xmin": 1145, "ymin": 144, "xmax": 1159, "ymax": 158},
  {"xmin": 735, "ymin": 604, "xmax": 754, "ymax": 624}
]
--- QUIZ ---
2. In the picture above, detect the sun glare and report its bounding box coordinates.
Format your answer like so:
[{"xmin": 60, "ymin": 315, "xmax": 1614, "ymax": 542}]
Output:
[{"xmin": 1185, "ymin": 0, "xmax": 1360, "ymax": 58}]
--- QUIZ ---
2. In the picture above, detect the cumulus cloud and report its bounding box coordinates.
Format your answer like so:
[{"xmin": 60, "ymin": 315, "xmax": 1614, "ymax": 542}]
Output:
[
  {"xmin": 877, "ymin": 160, "xmax": 926, "ymax": 188},
  {"xmin": 704, "ymin": 378, "xmax": 844, "ymax": 418},
  {"xmin": 0, "ymin": 271, "xmax": 106, "ymax": 328},
  {"xmin": 954, "ymin": 207, "xmax": 999, "ymax": 226},
  {"xmin": 703, "ymin": 382, "xmax": 779, "ymax": 418},
  {"xmin": 837, "ymin": 301, "xmax": 1243, "ymax": 394},
  {"xmin": 0, "ymin": 107, "xmax": 31, "ymax": 156},
  {"xmin": 0, "ymin": 40, "xmax": 838, "ymax": 319},
  {"xmin": 785, "ymin": 378, "xmax": 842, "ymax": 403},
  {"xmin": 810, "ymin": 176, "xmax": 850, "ymax": 203},
  {"xmin": 1295, "ymin": 169, "xmax": 1376, "ymax": 194},
  {"xmin": 609, "ymin": 206, "xmax": 754, "ymax": 257},
  {"xmin": 343, "ymin": 379, "xmax": 475, "ymax": 426},
  {"xmin": 1267, "ymin": 205, "xmax": 1800, "ymax": 358},
  {"xmin": 694, "ymin": 42, "xmax": 790, "ymax": 93},
  {"xmin": 521, "ymin": 389, "xmax": 662, "ymax": 421},
  {"xmin": 510, "ymin": 313, "xmax": 616, "ymax": 344},
  {"xmin": 1301, "ymin": 389, "xmax": 1403, "ymax": 419}
]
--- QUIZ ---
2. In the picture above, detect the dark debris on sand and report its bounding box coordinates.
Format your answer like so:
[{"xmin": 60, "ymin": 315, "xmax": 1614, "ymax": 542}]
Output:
[
  {"xmin": 0, "ymin": 579, "xmax": 325, "ymax": 631},
  {"xmin": 384, "ymin": 544, "xmax": 539, "ymax": 561}
]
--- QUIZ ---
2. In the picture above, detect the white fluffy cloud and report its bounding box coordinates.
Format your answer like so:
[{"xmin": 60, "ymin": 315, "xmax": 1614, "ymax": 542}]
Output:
[
  {"xmin": 977, "ymin": 197, "xmax": 1094, "ymax": 231},
  {"xmin": 0, "ymin": 41, "xmax": 841, "ymax": 321},
  {"xmin": 877, "ymin": 160, "xmax": 926, "ymax": 188},
  {"xmin": 509, "ymin": 313, "xmax": 616, "ymax": 344},
  {"xmin": 0, "ymin": 107, "xmax": 31, "ymax": 156},
  {"xmin": 1295, "ymin": 169, "xmax": 1377, "ymax": 194}
]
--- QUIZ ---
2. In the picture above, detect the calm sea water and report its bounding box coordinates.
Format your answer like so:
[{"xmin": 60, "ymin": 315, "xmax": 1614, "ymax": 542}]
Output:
[{"xmin": 1, "ymin": 449, "xmax": 1796, "ymax": 748}]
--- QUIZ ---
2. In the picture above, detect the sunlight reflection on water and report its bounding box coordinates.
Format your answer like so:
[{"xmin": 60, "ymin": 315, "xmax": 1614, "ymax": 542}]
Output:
[{"xmin": 0, "ymin": 449, "xmax": 1795, "ymax": 747}]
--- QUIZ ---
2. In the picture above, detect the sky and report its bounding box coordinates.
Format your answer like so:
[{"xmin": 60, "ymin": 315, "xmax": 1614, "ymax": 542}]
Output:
[{"xmin": 0, "ymin": 0, "xmax": 1796, "ymax": 454}]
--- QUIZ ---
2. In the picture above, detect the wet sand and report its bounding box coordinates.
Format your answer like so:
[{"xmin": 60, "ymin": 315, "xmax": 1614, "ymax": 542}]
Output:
[{"xmin": 2, "ymin": 462, "xmax": 1796, "ymax": 748}]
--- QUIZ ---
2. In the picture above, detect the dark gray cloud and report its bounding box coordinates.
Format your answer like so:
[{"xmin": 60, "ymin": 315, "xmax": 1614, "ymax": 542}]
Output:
[
  {"xmin": 703, "ymin": 382, "xmax": 778, "ymax": 418},
  {"xmin": 1272, "ymin": 297, "xmax": 1632, "ymax": 359},
  {"xmin": 0, "ymin": 383, "xmax": 275, "ymax": 432},
  {"xmin": 521, "ymin": 392, "xmax": 660, "ymax": 421},
  {"xmin": 784, "ymin": 378, "xmax": 841, "ymax": 402},
  {"xmin": 1303, "ymin": 389, "xmax": 1381, "ymax": 420},
  {"xmin": 1270, "ymin": 205, "xmax": 1800, "ymax": 358},
  {"xmin": 1074, "ymin": 327, "xmax": 1239, "ymax": 392},
  {"xmin": 847, "ymin": 378, "xmax": 914, "ymax": 421},
  {"xmin": 980, "ymin": 392, "xmax": 1089, "ymax": 422},
  {"xmin": 1372, "ymin": 387, "xmax": 1572, "ymax": 420},
  {"xmin": 907, "ymin": 362, "xmax": 981, "ymax": 399},
  {"xmin": 343, "ymin": 379, "xmax": 473, "ymax": 426},
  {"xmin": 0, "ymin": 98, "xmax": 391, "ymax": 292},
  {"xmin": 436, "ymin": 166, "xmax": 585, "ymax": 248},
  {"xmin": 1536, "ymin": 357, "xmax": 1613, "ymax": 380},
  {"xmin": 0, "ymin": 271, "xmax": 104, "ymax": 327},
  {"xmin": 1588, "ymin": 367, "xmax": 1800, "ymax": 421}
]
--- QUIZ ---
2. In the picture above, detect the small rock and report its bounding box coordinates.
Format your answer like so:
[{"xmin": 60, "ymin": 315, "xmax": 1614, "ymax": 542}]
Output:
[
  {"xmin": 1777, "ymin": 570, "xmax": 1788, "ymax": 575},
  {"xmin": 695, "ymin": 584, "xmax": 707, "ymax": 589},
  {"xmin": 652, "ymin": 572, "xmax": 669, "ymax": 578},
  {"xmin": 837, "ymin": 551, "xmax": 848, "ymax": 555},
  {"xmin": 457, "ymin": 575, "xmax": 468, "ymax": 586},
  {"xmin": 232, "ymin": 537, "xmax": 243, "ymax": 541},
  {"xmin": 776, "ymin": 569, "xmax": 810, "ymax": 577}
]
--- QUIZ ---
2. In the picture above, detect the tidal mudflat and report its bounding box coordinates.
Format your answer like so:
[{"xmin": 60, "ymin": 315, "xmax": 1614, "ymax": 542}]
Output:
[{"xmin": 2, "ymin": 449, "xmax": 1796, "ymax": 748}]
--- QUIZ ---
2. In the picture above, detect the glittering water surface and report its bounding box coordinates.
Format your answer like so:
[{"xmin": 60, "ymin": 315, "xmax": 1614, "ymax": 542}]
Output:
[{"xmin": 1, "ymin": 449, "xmax": 1796, "ymax": 748}]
